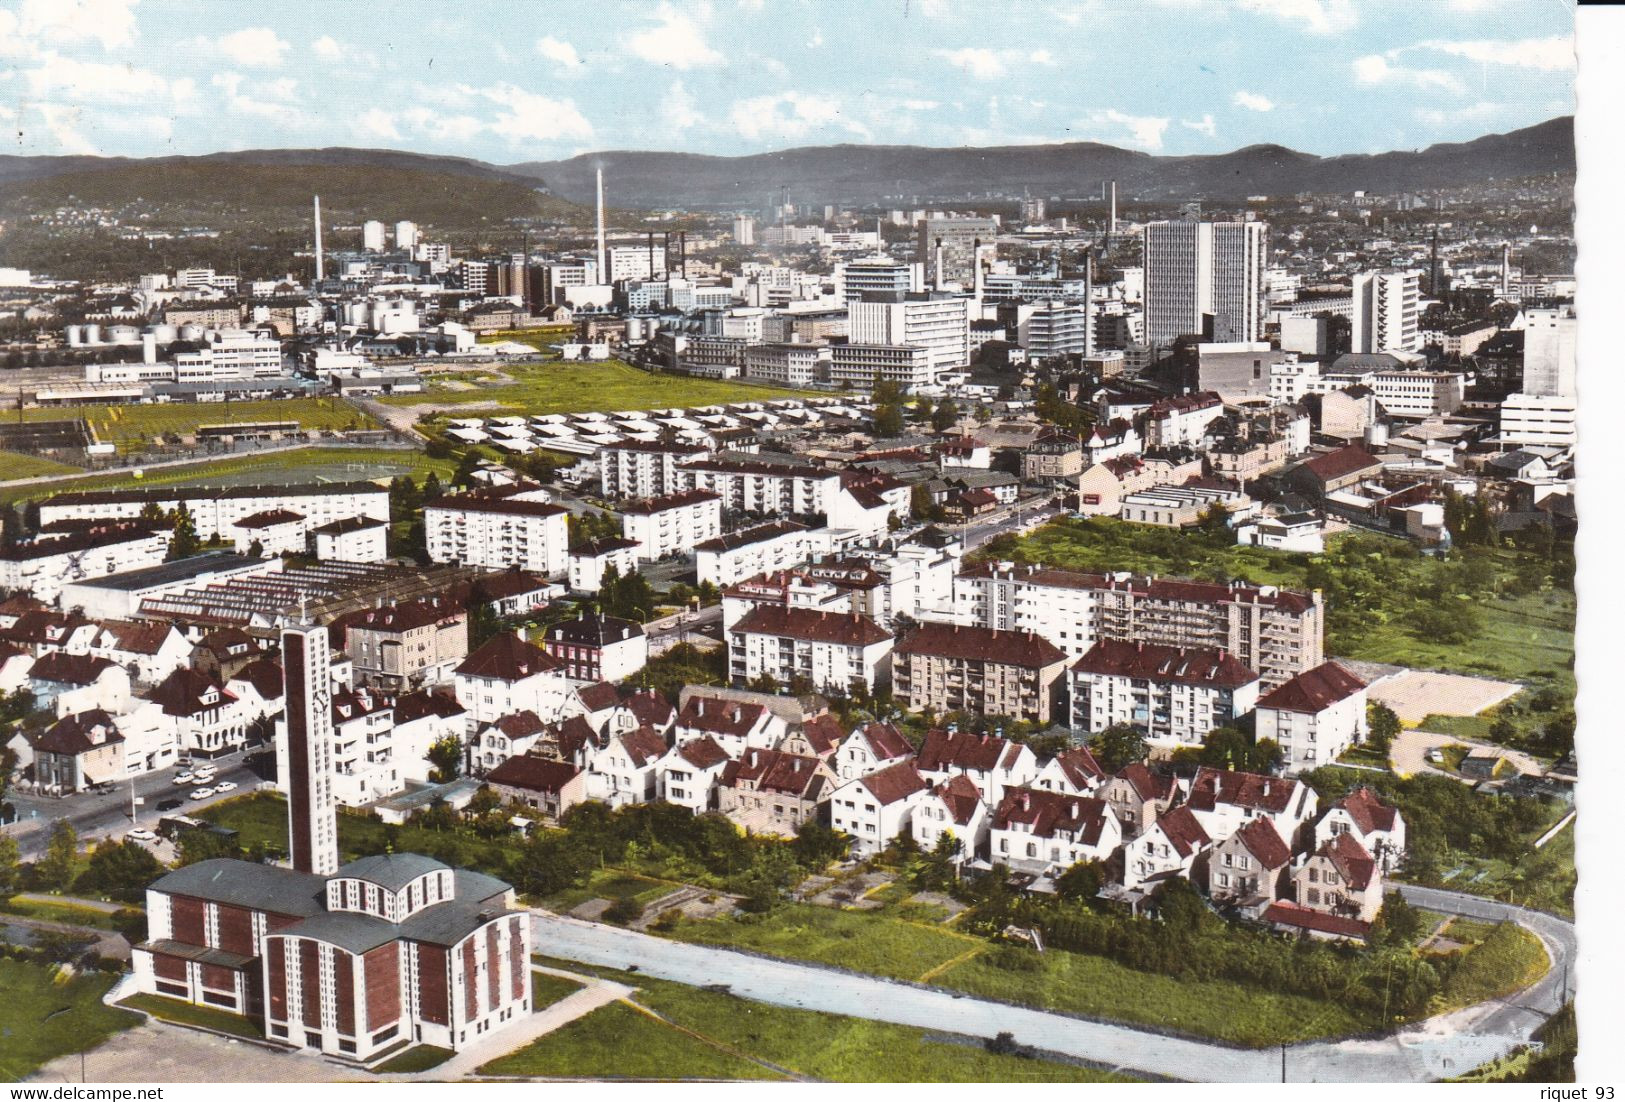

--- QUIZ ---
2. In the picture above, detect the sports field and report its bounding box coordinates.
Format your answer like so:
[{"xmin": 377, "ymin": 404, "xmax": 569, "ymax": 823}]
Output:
[
  {"xmin": 0, "ymin": 445, "xmax": 454, "ymax": 504},
  {"xmin": 377, "ymin": 359, "xmax": 805, "ymax": 415},
  {"xmin": 19, "ymin": 398, "xmax": 379, "ymax": 452}
]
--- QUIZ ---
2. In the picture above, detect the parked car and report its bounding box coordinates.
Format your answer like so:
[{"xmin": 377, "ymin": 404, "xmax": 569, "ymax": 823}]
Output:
[
  {"xmin": 213, "ymin": 781, "xmax": 237, "ymax": 793},
  {"xmin": 172, "ymin": 772, "xmax": 195, "ymax": 785},
  {"xmin": 188, "ymin": 788, "xmax": 215, "ymax": 801},
  {"xmin": 127, "ymin": 828, "xmax": 157, "ymax": 843},
  {"xmin": 1427, "ymin": 749, "xmax": 1445, "ymax": 764},
  {"xmin": 157, "ymin": 798, "xmax": 183, "ymax": 812}
]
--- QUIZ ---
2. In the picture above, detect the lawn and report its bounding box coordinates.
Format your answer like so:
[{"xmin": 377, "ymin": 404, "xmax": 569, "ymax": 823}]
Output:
[
  {"xmin": 21, "ymin": 397, "xmax": 379, "ymax": 452},
  {"xmin": 379, "ymin": 359, "xmax": 805, "ymax": 415},
  {"xmin": 931, "ymin": 946, "xmax": 1369, "ymax": 1047},
  {"xmin": 665, "ymin": 902, "xmax": 981, "ymax": 982},
  {"xmin": 535, "ymin": 869, "xmax": 676, "ymax": 914},
  {"xmin": 1402, "ymin": 817, "xmax": 1576, "ymax": 917},
  {"xmin": 0, "ymin": 897, "xmax": 125, "ymax": 931},
  {"xmin": 117, "ymin": 993, "xmax": 264, "ymax": 1039},
  {"xmin": 0, "ymin": 957, "xmax": 140, "ymax": 1080},
  {"xmin": 475, "ymin": 326, "xmax": 574, "ymax": 345},
  {"xmin": 373, "ymin": 1045, "xmax": 454, "ymax": 1073},
  {"xmin": 512, "ymin": 959, "xmax": 1129, "ymax": 1083},
  {"xmin": 479, "ymin": 1000, "xmax": 778, "ymax": 1080},
  {"xmin": 0, "ymin": 450, "xmax": 83, "ymax": 481},
  {"xmin": 530, "ymin": 971, "xmax": 586, "ymax": 1010},
  {"xmin": 1433, "ymin": 922, "xmax": 1549, "ymax": 1012}
]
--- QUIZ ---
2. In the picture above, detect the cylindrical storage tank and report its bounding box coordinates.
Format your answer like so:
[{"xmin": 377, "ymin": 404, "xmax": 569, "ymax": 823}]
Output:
[
  {"xmin": 108, "ymin": 324, "xmax": 140, "ymax": 344},
  {"xmin": 345, "ymin": 302, "xmax": 369, "ymax": 326},
  {"xmin": 142, "ymin": 333, "xmax": 157, "ymax": 364},
  {"xmin": 646, "ymin": 318, "xmax": 662, "ymax": 336},
  {"xmin": 1365, "ymin": 422, "xmax": 1389, "ymax": 448},
  {"xmin": 65, "ymin": 325, "xmax": 83, "ymax": 347},
  {"xmin": 624, "ymin": 317, "xmax": 645, "ymax": 343},
  {"xmin": 149, "ymin": 324, "xmax": 178, "ymax": 344},
  {"xmin": 179, "ymin": 324, "xmax": 204, "ymax": 341},
  {"xmin": 82, "ymin": 323, "xmax": 102, "ymax": 345}
]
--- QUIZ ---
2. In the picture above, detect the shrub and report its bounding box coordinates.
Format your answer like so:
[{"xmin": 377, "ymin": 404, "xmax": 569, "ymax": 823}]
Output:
[
  {"xmin": 603, "ymin": 897, "xmax": 644, "ymax": 926},
  {"xmin": 988, "ymin": 943, "xmax": 1042, "ymax": 972}
]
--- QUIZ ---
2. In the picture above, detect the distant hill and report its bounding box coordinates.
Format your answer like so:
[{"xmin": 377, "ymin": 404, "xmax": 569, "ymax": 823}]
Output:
[
  {"xmin": 0, "ymin": 147, "xmax": 585, "ymax": 228},
  {"xmin": 513, "ymin": 117, "xmax": 1574, "ymax": 208}
]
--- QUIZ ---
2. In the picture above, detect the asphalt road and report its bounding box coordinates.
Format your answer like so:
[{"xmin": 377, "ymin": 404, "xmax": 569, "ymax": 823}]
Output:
[
  {"xmin": 4, "ymin": 746, "xmax": 269, "ymax": 861},
  {"xmin": 531, "ymin": 884, "xmax": 1572, "ymax": 1083},
  {"xmin": 644, "ymin": 604, "xmax": 723, "ymax": 655}
]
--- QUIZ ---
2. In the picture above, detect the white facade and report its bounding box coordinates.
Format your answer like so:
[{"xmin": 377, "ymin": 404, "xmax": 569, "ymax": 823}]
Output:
[
  {"xmin": 312, "ymin": 519, "xmax": 389, "ymax": 563},
  {"xmin": 726, "ymin": 611, "xmax": 893, "ymax": 695},
  {"xmin": 40, "ymin": 485, "xmax": 389, "ymax": 543},
  {"xmin": 1500, "ymin": 392, "xmax": 1576, "ymax": 446},
  {"xmin": 952, "ymin": 567, "xmax": 1100, "ymax": 660},
  {"xmin": 568, "ymin": 540, "xmax": 641, "ymax": 593},
  {"xmin": 425, "ymin": 492, "xmax": 569, "ymax": 577},
  {"xmin": 0, "ymin": 528, "xmax": 170, "ymax": 603},
  {"xmin": 599, "ymin": 443, "xmax": 708, "ymax": 499},
  {"xmin": 1143, "ymin": 219, "xmax": 1266, "ymax": 348},
  {"xmin": 674, "ymin": 461, "xmax": 841, "ymax": 519},
  {"xmin": 828, "ymin": 765, "xmax": 929, "ymax": 856},
  {"xmin": 622, "ymin": 492, "xmax": 723, "ymax": 562},
  {"xmin": 172, "ymin": 330, "xmax": 284, "ymax": 380},
  {"xmin": 847, "ymin": 294, "xmax": 970, "ymax": 380},
  {"xmin": 1522, "ymin": 306, "xmax": 1577, "ymax": 398},
  {"xmin": 1068, "ymin": 658, "xmax": 1260, "ymax": 750},
  {"xmin": 1350, "ymin": 269, "xmax": 1421, "ymax": 355},
  {"xmin": 696, "ymin": 524, "xmax": 833, "ymax": 588}
]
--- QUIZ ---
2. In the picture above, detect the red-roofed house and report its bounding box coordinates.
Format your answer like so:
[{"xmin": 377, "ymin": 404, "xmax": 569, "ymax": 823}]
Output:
[
  {"xmin": 1261, "ymin": 900, "xmax": 1372, "ymax": 942},
  {"xmin": 718, "ymin": 747, "xmax": 832, "ymax": 835},
  {"xmin": 1032, "ymin": 744, "xmax": 1107, "ymax": 797},
  {"xmin": 1209, "ymin": 816, "xmax": 1293, "ymax": 906},
  {"xmin": 1099, "ymin": 763, "xmax": 1181, "ymax": 839},
  {"xmin": 915, "ymin": 728, "xmax": 1039, "ymax": 806},
  {"xmin": 893, "ymin": 623, "xmax": 1069, "ymax": 724},
  {"xmin": 912, "ymin": 774, "xmax": 991, "ymax": 857},
  {"xmin": 1123, "ymin": 804, "xmax": 1211, "ymax": 890},
  {"xmin": 1255, "ymin": 661, "xmax": 1369, "ymax": 776},
  {"xmin": 1186, "ymin": 766, "xmax": 1319, "ymax": 846},
  {"xmin": 675, "ymin": 695, "xmax": 783, "ymax": 759},
  {"xmin": 780, "ymin": 712, "xmax": 844, "ymax": 765},
  {"xmin": 1288, "ymin": 832, "xmax": 1382, "ymax": 926},
  {"xmin": 829, "ymin": 760, "xmax": 931, "ymax": 856},
  {"xmin": 586, "ymin": 726, "xmax": 669, "ymax": 807},
  {"xmin": 656, "ymin": 736, "xmax": 731, "ymax": 813},
  {"xmin": 1315, "ymin": 786, "xmax": 1406, "ymax": 873},
  {"xmin": 86, "ymin": 620, "xmax": 191, "ymax": 686},
  {"xmin": 1290, "ymin": 445, "xmax": 1384, "ymax": 497},
  {"xmin": 453, "ymin": 632, "xmax": 579, "ymax": 730},
  {"xmin": 484, "ymin": 755, "xmax": 588, "ymax": 822},
  {"xmin": 1068, "ymin": 640, "xmax": 1261, "ymax": 749},
  {"xmin": 991, "ymin": 787, "xmax": 1122, "ymax": 876},
  {"xmin": 475, "ymin": 711, "xmax": 549, "ymax": 773},
  {"xmin": 727, "ymin": 606, "xmax": 893, "ymax": 695},
  {"xmin": 833, "ymin": 721, "xmax": 914, "ymax": 783}
]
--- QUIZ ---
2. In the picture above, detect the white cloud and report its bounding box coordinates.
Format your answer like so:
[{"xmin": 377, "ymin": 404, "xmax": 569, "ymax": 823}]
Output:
[
  {"xmin": 1235, "ymin": 0, "xmax": 1355, "ymax": 34},
  {"xmin": 356, "ymin": 108, "xmax": 401, "ymax": 140},
  {"xmin": 1182, "ymin": 114, "xmax": 1217, "ymax": 137},
  {"xmin": 25, "ymin": 52, "xmax": 191, "ymax": 104},
  {"xmin": 730, "ymin": 91, "xmax": 869, "ymax": 144},
  {"xmin": 535, "ymin": 36, "xmax": 583, "ymax": 69},
  {"xmin": 217, "ymin": 27, "xmax": 290, "ymax": 68},
  {"xmin": 398, "ymin": 107, "xmax": 486, "ymax": 145},
  {"xmin": 1029, "ymin": 49, "xmax": 1056, "ymax": 66},
  {"xmin": 1352, "ymin": 54, "xmax": 1465, "ymax": 94},
  {"xmin": 628, "ymin": 3, "xmax": 723, "ymax": 70},
  {"xmin": 936, "ymin": 47, "xmax": 1007, "ymax": 80},
  {"xmin": 738, "ymin": 0, "xmax": 765, "ymax": 10},
  {"xmin": 1418, "ymin": 36, "xmax": 1573, "ymax": 72},
  {"xmin": 18, "ymin": 0, "xmax": 139, "ymax": 51},
  {"xmin": 35, "ymin": 104, "xmax": 96, "ymax": 154},
  {"xmin": 917, "ymin": 0, "xmax": 951, "ymax": 14},
  {"xmin": 464, "ymin": 83, "xmax": 594, "ymax": 143},
  {"xmin": 312, "ymin": 35, "xmax": 343, "ymax": 60},
  {"xmin": 662, "ymin": 80, "xmax": 703, "ymax": 131},
  {"xmin": 1078, "ymin": 108, "xmax": 1170, "ymax": 151},
  {"xmin": 1414, "ymin": 101, "xmax": 1505, "ymax": 128},
  {"xmin": 1232, "ymin": 90, "xmax": 1274, "ymax": 112},
  {"xmin": 808, "ymin": 29, "xmax": 824, "ymax": 48}
]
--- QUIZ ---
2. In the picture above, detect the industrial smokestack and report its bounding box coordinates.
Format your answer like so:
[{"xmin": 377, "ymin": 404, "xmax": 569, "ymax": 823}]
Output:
[
  {"xmin": 1501, "ymin": 243, "xmax": 1511, "ymax": 296},
  {"xmin": 934, "ymin": 237, "xmax": 944, "ymax": 291},
  {"xmin": 595, "ymin": 167, "xmax": 607, "ymax": 278},
  {"xmin": 313, "ymin": 195, "xmax": 324, "ymax": 283},
  {"xmin": 973, "ymin": 237, "xmax": 984, "ymax": 302},
  {"xmin": 1110, "ymin": 181, "xmax": 1117, "ymax": 233},
  {"xmin": 679, "ymin": 231, "xmax": 687, "ymax": 279}
]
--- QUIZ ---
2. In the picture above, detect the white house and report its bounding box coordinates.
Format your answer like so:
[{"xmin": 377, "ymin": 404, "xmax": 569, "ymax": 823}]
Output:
[
  {"xmin": 727, "ymin": 606, "xmax": 892, "ymax": 696},
  {"xmin": 86, "ymin": 620, "xmax": 192, "ymax": 687},
  {"xmin": 586, "ymin": 726, "xmax": 667, "ymax": 808},
  {"xmin": 1184, "ymin": 767, "xmax": 1319, "ymax": 847},
  {"xmin": 911, "ymin": 774, "xmax": 991, "ymax": 858},
  {"xmin": 829, "ymin": 760, "xmax": 930, "ymax": 856},
  {"xmin": 674, "ymin": 695, "xmax": 784, "ymax": 759},
  {"xmin": 914, "ymin": 728, "xmax": 1039, "ymax": 807},
  {"xmin": 568, "ymin": 537, "xmax": 640, "ymax": 594},
  {"xmin": 425, "ymin": 484, "xmax": 569, "ymax": 577},
  {"xmin": 232, "ymin": 509, "xmax": 307, "ymax": 556},
  {"xmin": 1315, "ymin": 786, "xmax": 1407, "ymax": 873},
  {"xmin": 1031, "ymin": 744, "xmax": 1107, "ymax": 796},
  {"xmin": 656, "ymin": 736, "xmax": 731, "ymax": 813},
  {"xmin": 695, "ymin": 522, "xmax": 833, "ymax": 588},
  {"xmin": 990, "ymin": 786, "xmax": 1123, "ymax": 876},
  {"xmin": 1255, "ymin": 661, "xmax": 1369, "ymax": 776},
  {"xmin": 474, "ymin": 711, "xmax": 548, "ymax": 774},
  {"xmin": 29, "ymin": 652, "xmax": 131, "ymax": 718},
  {"xmin": 311, "ymin": 516, "xmax": 390, "ymax": 563},
  {"xmin": 1122, "ymin": 804, "xmax": 1212, "ymax": 891},
  {"xmin": 832, "ymin": 721, "xmax": 914, "ymax": 783},
  {"xmin": 453, "ymin": 632, "xmax": 581, "ymax": 731}
]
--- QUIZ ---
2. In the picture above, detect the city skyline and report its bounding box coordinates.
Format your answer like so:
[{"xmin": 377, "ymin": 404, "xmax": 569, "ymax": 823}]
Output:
[{"xmin": 0, "ymin": 0, "xmax": 1575, "ymax": 164}]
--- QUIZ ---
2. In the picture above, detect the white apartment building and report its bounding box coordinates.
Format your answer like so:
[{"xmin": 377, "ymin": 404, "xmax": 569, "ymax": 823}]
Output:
[
  {"xmin": 1068, "ymin": 640, "xmax": 1261, "ymax": 749},
  {"xmin": 1143, "ymin": 218, "xmax": 1266, "ymax": 347},
  {"xmin": 425, "ymin": 486, "xmax": 569, "ymax": 577},
  {"xmin": 674, "ymin": 458, "xmax": 842, "ymax": 518},
  {"xmin": 1254, "ymin": 661, "xmax": 1369, "ymax": 776},
  {"xmin": 620, "ymin": 489, "xmax": 722, "ymax": 562},
  {"xmin": 40, "ymin": 484, "xmax": 390, "ymax": 542},
  {"xmin": 847, "ymin": 292, "xmax": 970, "ymax": 380},
  {"xmin": 606, "ymin": 244, "xmax": 668, "ymax": 282},
  {"xmin": 311, "ymin": 516, "xmax": 389, "ymax": 563},
  {"xmin": 952, "ymin": 563, "xmax": 1102, "ymax": 660},
  {"xmin": 1521, "ymin": 306, "xmax": 1577, "ymax": 398},
  {"xmin": 1368, "ymin": 370, "xmax": 1466, "ymax": 419},
  {"xmin": 363, "ymin": 220, "xmax": 387, "ymax": 251},
  {"xmin": 727, "ymin": 606, "xmax": 893, "ymax": 695},
  {"xmin": 172, "ymin": 329, "xmax": 284, "ymax": 380},
  {"xmin": 834, "ymin": 257, "xmax": 923, "ymax": 302},
  {"xmin": 598, "ymin": 441, "xmax": 709, "ymax": 499},
  {"xmin": 743, "ymin": 342, "xmax": 830, "ymax": 387},
  {"xmin": 568, "ymin": 537, "xmax": 641, "ymax": 594},
  {"xmin": 0, "ymin": 525, "xmax": 170, "ymax": 604},
  {"xmin": 1020, "ymin": 300, "xmax": 1094, "ymax": 358},
  {"xmin": 1350, "ymin": 269, "xmax": 1421, "ymax": 354},
  {"xmin": 827, "ymin": 342, "xmax": 934, "ymax": 391},
  {"xmin": 1500, "ymin": 392, "xmax": 1576, "ymax": 447},
  {"xmin": 695, "ymin": 522, "xmax": 833, "ymax": 588}
]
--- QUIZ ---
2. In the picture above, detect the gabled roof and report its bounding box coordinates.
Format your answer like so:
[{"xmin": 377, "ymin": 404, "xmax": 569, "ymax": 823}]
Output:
[
  {"xmin": 1317, "ymin": 831, "xmax": 1377, "ymax": 890},
  {"xmin": 930, "ymin": 774, "xmax": 985, "ymax": 826},
  {"xmin": 1150, "ymin": 805, "xmax": 1211, "ymax": 857},
  {"xmin": 1188, "ymin": 767, "xmax": 1302, "ymax": 816},
  {"xmin": 679, "ymin": 695, "xmax": 768, "ymax": 738},
  {"xmin": 195, "ymin": 626, "xmax": 258, "ymax": 660},
  {"xmin": 485, "ymin": 755, "xmax": 581, "ymax": 794},
  {"xmin": 93, "ymin": 619, "xmax": 177, "ymax": 656},
  {"xmin": 228, "ymin": 658, "xmax": 284, "ymax": 701},
  {"xmin": 1110, "ymin": 762, "xmax": 1178, "ymax": 803},
  {"xmin": 488, "ymin": 710, "xmax": 546, "ymax": 739},
  {"xmin": 336, "ymin": 596, "xmax": 464, "ymax": 635},
  {"xmin": 731, "ymin": 605, "xmax": 891, "ymax": 647},
  {"xmin": 894, "ymin": 622, "xmax": 1066, "ymax": 669},
  {"xmin": 1262, "ymin": 901, "xmax": 1370, "ymax": 939},
  {"xmin": 29, "ymin": 650, "xmax": 118, "ymax": 686},
  {"xmin": 1072, "ymin": 640, "xmax": 1258, "ymax": 689},
  {"xmin": 1257, "ymin": 661, "xmax": 1366, "ymax": 714},
  {"xmin": 993, "ymin": 786, "xmax": 1112, "ymax": 844},
  {"xmin": 918, "ymin": 728, "xmax": 1017, "ymax": 774},
  {"xmin": 625, "ymin": 688, "xmax": 675, "ymax": 729},
  {"xmin": 614, "ymin": 725, "xmax": 668, "ymax": 769},
  {"xmin": 797, "ymin": 713, "xmax": 845, "ymax": 758},
  {"xmin": 392, "ymin": 688, "xmax": 463, "ymax": 724},
  {"xmin": 32, "ymin": 709, "xmax": 122, "ymax": 756},
  {"xmin": 1329, "ymin": 786, "xmax": 1400, "ymax": 835},
  {"xmin": 846, "ymin": 721, "xmax": 912, "ymax": 762},
  {"xmin": 454, "ymin": 633, "xmax": 562, "ymax": 681},
  {"xmin": 1048, "ymin": 745, "xmax": 1106, "ymax": 789},
  {"xmin": 147, "ymin": 667, "xmax": 234, "ymax": 717},
  {"xmin": 576, "ymin": 680, "xmax": 621, "ymax": 713},
  {"xmin": 1300, "ymin": 445, "xmax": 1381, "ymax": 484},
  {"xmin": 544, "ymin": 614, "xmax": 644, "ymax": 647},
  {"xmin": 1228, "ymin": 816, "xmax": 1292, "ymax": 870},
  {"xmin": 675, "ymin": 736, "xmax": 730, "ymax": 770},
  {"xmin": 853, "ymin": 759, "xmax": 929, "ymax": 806},
  {"xmin": 721, "ymin": 747, "xmax": 826, "ymax": 798}
]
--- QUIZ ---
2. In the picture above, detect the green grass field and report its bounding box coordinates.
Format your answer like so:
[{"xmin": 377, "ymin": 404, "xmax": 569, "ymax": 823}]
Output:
[
  {"xmin": 0, "ymin": 445, "xmax": 457, "ymax": 505},
  {"xmin": 379, "ymin": 359, "xmax": 805, "ymax": 415},
  {"xmin": 1433, "ymin": 922, "xmax": 1549, "ymax": 1012},
  {"xmin": 475, "ymin": 326, "xmax": 574, "ymax": 345},
  {"xmin": 373, "ymin": 1045, "xmax": 454, "ymax": 1073},
  {"xmin": 665, "ymin": 903, "xmax": 981, "ymax": 982},
  {"xmin": 19, "ymin": 398, "xmax": 379, "ymax": 453},
  {"xmin": 0, "ymin": 897, "xmax": 124, "ymax": 931},
  {"xmin": 506, "ymin": 960, "xmax": 1129, "ymax": 1082},
  {"xmin": 116, "ymin": 993, "xmax": 264, "ymax": 1039},
  {"xmin": 0, "ymin": 958, "xmax": 141, "ymax": 1080},
  {"xmin": 530, "ymin": 971, "xmax": 586, "ymax": 1010},
  {"xmin": 480, "ymin": 1000, "xmax": 777, "ymax": 1080},
  {"xmin": 536, "ymin": 870, "xmax": 677, "ymax": 914},
  {"xmin": 0, "ymin": 450, "xmax": 83, "ymax": 480}
]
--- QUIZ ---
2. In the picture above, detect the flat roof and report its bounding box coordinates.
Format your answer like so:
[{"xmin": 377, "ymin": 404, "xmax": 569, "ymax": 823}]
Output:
[{"xmin": 68, "ymin": 552, "xmax": 268, "ymax": 593}]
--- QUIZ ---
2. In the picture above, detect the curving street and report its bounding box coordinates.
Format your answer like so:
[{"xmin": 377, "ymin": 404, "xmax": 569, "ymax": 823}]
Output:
[{"xmin": 530, "ymin": 884, "xmax": 1572, "ymax": 1083}]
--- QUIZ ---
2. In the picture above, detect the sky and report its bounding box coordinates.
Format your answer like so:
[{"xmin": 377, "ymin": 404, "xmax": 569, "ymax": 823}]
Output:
[{"xmin": 0, "ymin": 0, "xmax": 1577, "ymax": 165}]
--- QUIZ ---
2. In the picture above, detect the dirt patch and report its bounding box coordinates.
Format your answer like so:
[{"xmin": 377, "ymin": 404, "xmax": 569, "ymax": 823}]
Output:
[
  {"xmin": 569, "ymin": 898, "xmax": 613, "ymax": 921},
  {"xmin": 1367, "ymin": 669, "xmax": 1521, "ymax": 725}
]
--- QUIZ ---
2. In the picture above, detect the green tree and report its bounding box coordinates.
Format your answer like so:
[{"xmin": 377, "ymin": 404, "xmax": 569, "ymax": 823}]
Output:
[
  {"xmin": 421, "ymin": 472, "xmax": 445, "ymax": 502},
  {"xmin": 166, "ymin": 504, "xmax": 202, "ymax": 561},
  {"xmin": 0, "ymin": 831, "xmax": 19, "ymax": 900},
  {"xmin": 1054, "ymin": 859, "xmax": 1106, "ymax": 903},
  {"xmin": 178, "ymin": 827, "xmax": 242, "ymax": 866},
  {"xmin": 931, "ymin": 398, "xmax": 960, "ymax": 432},
  {"xmin": 872, "ymin": 403, "xmax": 904, "ymax": 438},
  {"xmin": 1371, "ymin": 890, "xmax": 1426, "ymax": 948},
  {"xmin": 1090, "ymin": 724, "xmax": 1147, "ymax": 772},
  {"xmin": 973, "ymin": 405, "xmax": 993, "ymax": 425},
  {"xmin": 76, "ymin": 840, "xmax": 164, "ymax": 903},
  {"xmin": 1366, "ymin": 702, "xmax": 1401, "ymax": 756},
  {"xmin": 37, "ymin": 819, "xmax": 80, "ymax": 892},
  {"xmin": 427, "ymin": 736, "xmax": 464, "ymax": 783}
]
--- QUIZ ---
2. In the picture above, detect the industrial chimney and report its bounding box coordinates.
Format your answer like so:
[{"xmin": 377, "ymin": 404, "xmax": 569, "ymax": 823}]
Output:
[
  {"xmin": 313, "ymin": 195, "xmax": 325, "ymax": 283},
  {"xmin": 595, "ymin": 167, "xmax": 607, "ymax": 279}
]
